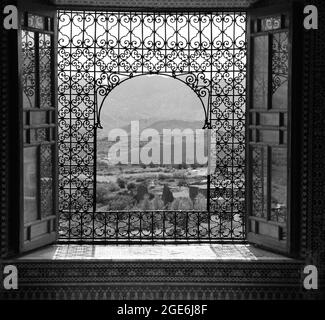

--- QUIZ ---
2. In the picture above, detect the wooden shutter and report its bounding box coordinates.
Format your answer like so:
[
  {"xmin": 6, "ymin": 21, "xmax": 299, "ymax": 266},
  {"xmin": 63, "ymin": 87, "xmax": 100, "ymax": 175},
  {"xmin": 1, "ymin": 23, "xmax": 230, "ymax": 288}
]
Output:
[
  {"xmin": 19, "ymin": 1, "xmax": 58, "ymax": 252},
  {"xmin": 246, "ymin": 2, "xmax": 302, "ymax": 254}
]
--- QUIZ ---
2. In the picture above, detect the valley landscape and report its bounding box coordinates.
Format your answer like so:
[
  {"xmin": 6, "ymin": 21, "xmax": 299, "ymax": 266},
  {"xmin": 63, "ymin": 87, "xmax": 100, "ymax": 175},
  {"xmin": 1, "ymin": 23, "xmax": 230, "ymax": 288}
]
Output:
[{"xmin": 96, "ymin": 76, "xmax": 209, "ymax": 212}]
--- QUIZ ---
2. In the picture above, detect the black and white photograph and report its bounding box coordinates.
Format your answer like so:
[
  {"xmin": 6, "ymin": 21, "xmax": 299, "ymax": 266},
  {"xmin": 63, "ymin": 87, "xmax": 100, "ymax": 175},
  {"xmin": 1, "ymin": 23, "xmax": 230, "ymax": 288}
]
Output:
[{"xmin": 0, "ymin": 0, "xmax": 324, "ymax": 306}]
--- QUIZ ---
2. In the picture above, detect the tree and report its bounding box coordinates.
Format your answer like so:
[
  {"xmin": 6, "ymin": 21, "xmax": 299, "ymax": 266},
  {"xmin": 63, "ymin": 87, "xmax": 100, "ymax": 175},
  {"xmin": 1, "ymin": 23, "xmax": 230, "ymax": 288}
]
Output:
[
  {"xmin": 162, "ymin": 184, "xmax": 174, "ymax": 206},
  {"xmin": 135, "ymin": 183, "xmax": 148, "ymax": 203},
  {"xmin": 127, "ymin": 182, "xmax": 136, "ymax": 191},
  {"xmin": 117, "ymin": 177, "xmax": 126, "ymax": 189}
]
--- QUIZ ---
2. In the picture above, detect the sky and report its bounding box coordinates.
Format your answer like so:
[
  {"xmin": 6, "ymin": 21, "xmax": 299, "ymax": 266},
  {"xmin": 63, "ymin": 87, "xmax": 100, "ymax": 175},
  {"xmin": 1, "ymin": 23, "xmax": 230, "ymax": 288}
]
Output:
[{"xmin": 98, "ymin": 75, "xmax": 206, "ymax": 133}]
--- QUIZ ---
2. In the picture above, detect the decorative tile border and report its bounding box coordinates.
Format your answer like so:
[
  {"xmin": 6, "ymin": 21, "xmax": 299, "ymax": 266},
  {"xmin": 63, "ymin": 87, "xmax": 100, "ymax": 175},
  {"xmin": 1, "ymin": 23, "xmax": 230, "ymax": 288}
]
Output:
[
  {"xmin": 303, "ymin": 0, "xmax": 325, "ymax": 283},
  {"xmin": 51, "ymin": 0, "xmax": 258, "ymax": 9},
  {"xmin": 1, "ymin": 260, "xmax": 310, "ymax": 300},
  {"xmin": 0, "ymin": 1, "xmax": 10, "ymax": 259},
  {"xmin": 9, "ymin": 261, "xmax": 303, "ymax": 284},
  {"xmin": 312, "ymin": 0, "xmax": 325, "ymax": 279},
  {"xmin": 1, "ymin": 284, "xmax": 306, "ymax": 300}
]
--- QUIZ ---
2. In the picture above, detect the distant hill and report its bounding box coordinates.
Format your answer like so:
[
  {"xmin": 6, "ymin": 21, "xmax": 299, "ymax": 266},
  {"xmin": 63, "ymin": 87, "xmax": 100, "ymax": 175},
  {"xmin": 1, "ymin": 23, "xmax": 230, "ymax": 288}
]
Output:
[
  {"xmin": 122, "ymin": 119, "xmax": 205, "ymax": 133},
  {"xmin": 97, "ymin": 119, "xmax": 209, "ymax": 165},
  {"xmin": 98, "ymin": 119, "xmax": 206, "ymax": 141},
  {"xmin": 96, "ymin": 75, "xmax": 205, "ymax": 139}
]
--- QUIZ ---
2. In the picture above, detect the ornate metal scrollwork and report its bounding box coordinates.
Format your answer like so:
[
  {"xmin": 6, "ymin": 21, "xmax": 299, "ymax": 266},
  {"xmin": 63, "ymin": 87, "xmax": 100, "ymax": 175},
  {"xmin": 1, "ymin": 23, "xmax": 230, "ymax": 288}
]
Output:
[{"xmin": 58, "ymin": 10, "xmax": 246, "ymax": 241}]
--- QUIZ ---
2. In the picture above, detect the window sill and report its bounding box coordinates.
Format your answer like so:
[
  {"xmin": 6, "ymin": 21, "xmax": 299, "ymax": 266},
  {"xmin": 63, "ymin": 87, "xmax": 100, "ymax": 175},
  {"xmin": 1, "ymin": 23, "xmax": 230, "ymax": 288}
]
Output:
[
  {"xmin": 2, "ymin": 244, "xmax": 304, "ymax": 300},
  {"xmin": 16, "ymin": 244, "xmax": 297, "ymax": 262}
]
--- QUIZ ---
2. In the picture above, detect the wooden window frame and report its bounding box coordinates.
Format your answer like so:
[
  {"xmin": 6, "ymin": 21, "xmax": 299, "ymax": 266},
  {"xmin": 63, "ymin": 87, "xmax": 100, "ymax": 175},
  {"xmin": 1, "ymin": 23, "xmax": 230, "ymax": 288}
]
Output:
[{"xmin": 2, "ymin": 0, "xmax": 304, "ymax": 260}]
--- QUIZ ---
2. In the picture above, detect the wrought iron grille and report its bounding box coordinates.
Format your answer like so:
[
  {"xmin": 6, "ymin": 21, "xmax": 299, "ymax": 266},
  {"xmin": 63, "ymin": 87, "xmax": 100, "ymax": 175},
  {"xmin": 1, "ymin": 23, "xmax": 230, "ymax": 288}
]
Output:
[{"xmin": 58, "ymin": 10, "xmax": 246, "ymax": 242}]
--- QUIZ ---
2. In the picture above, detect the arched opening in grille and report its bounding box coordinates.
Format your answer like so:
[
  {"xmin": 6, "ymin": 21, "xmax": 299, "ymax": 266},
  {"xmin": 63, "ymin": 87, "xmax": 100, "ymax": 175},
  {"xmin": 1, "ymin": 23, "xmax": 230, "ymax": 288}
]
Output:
[{"xmin": 58, "ymin": 10, "xmax": 246, "ymax": 242}]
